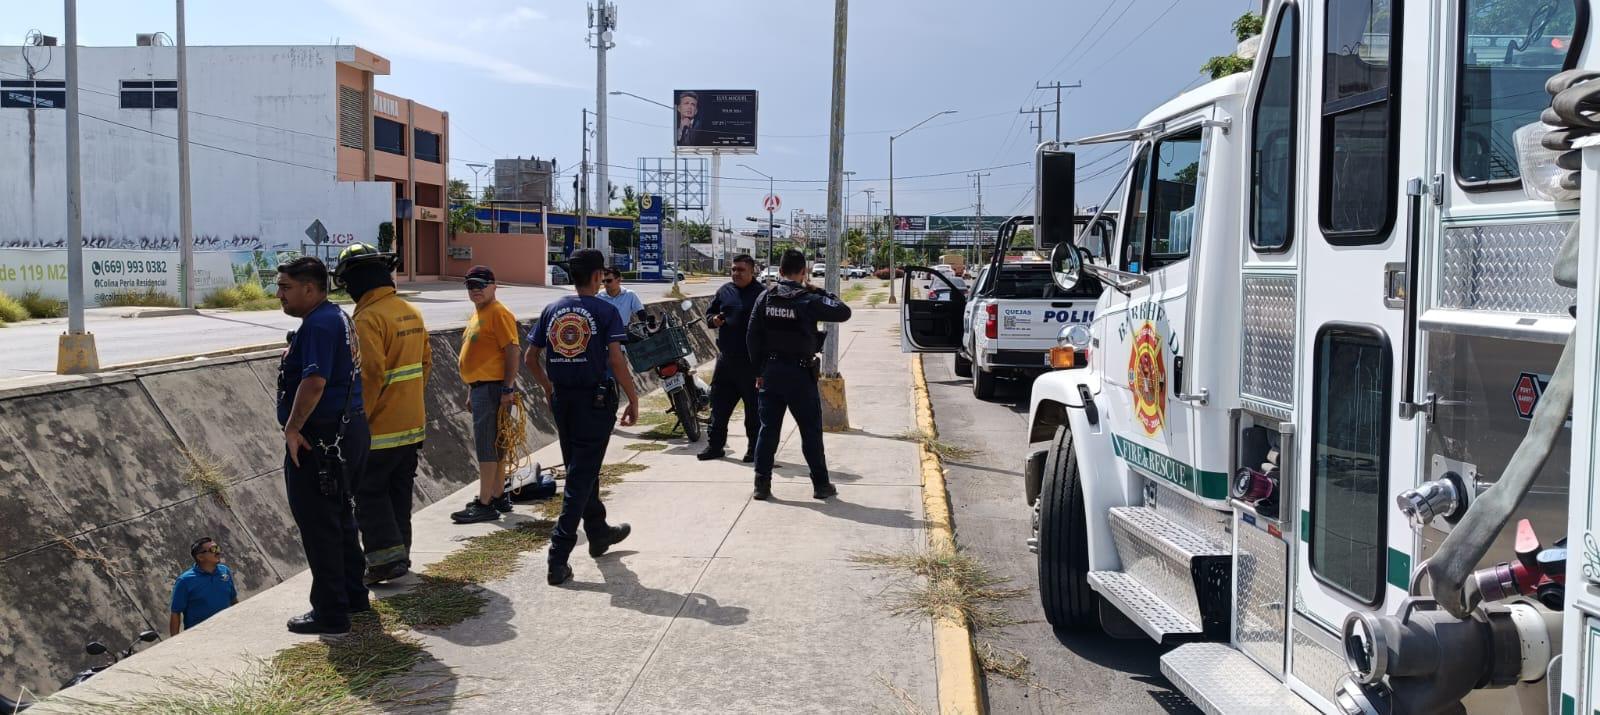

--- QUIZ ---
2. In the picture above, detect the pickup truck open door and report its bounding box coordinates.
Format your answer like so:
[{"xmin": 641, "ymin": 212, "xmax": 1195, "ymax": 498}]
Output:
[{"xmin": 899, "ymin": 267, "xmax": 967, "ymax": 352}]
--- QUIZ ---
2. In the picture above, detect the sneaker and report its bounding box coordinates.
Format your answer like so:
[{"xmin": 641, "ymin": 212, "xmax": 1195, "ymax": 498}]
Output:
[
  {"xmin": 753, "ymin": 478, "xmax": 772, "ymax": 501},
  {"xmin": 287, "ymin": 611, "xmax": 349, "ymax": 635},
  {"xmin": 491, "ymin": 494, "xmax": 514, "ymax": 513},
  {"xmin": 363, "ymin": 562, "xmax": 409, "ymax": 585},
  {"xmin": 696, "ymin": 446, "xmax": 726, "ymax": 461},
  {"xmin": 588, "ymin": 523, "xmax": 632, "ymax": 558},
  {"xmin": 547, "ymin": 563, "xmax": 573, "ymax": 586},
  {"xmin": 451, "ymin": 500, "xmax": 501, "ymax": 524},
  {"xmin": 812, "ymin": 482, "xmax": 838, "ymax": 500}
]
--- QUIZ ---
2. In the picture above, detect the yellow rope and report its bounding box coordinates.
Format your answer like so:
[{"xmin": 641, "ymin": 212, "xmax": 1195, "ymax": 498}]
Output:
[{"xmin": 496, "ymin": 393, "xmax": 534, "ymax": 484}]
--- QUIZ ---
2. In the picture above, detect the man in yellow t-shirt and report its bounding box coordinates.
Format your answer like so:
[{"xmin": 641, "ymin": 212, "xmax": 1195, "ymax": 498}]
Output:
[{"xmin": 452, "ymin": 265, "xmax": 522, "ymax": 524}]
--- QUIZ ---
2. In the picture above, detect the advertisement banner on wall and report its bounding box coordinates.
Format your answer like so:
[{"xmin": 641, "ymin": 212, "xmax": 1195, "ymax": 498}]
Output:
[
  {"xmin": 672, "ymin": 90, "xmax": 757, "ymax": 151},
  {"xmin": 637, "ymin": 194, "xmax": 664, "ymax": 280},
  {"xmin": 0, "ymin": 248, "xmax": 287, "ymax": 306}
]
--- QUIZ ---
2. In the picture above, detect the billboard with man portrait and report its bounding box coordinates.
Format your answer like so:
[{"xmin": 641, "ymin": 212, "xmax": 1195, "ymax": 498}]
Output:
[{"xmin": 673, "ymin": 90, "xmax": 758, "ymax": 152}]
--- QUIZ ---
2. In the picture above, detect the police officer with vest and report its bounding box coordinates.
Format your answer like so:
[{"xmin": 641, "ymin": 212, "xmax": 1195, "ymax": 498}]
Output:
[
  {"xmin": 746, "ymin": 249, "xmax": 853, "ymax": 501},
  {"xmin": 333, "ymin": 244, "xmax": 431, "ymax": 586},
  {"xmin": 274, "ymin": 256, "xmax": 370, "ymax": 634}
]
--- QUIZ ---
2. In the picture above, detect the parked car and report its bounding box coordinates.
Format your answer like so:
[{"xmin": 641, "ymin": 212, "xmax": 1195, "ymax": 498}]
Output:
[
  {"xmin": 926, "ymin": 275, "xmax": 967, "ymax": 300},
  {"xmin": 812, "ymin": 262, "xmax": 827, "ymax": 277},
  {"xmin": 759, "ymin": 266, "xmax": 782, "ymax": 282},
  {"xmin": 846, "ymin": 266, "xmax": 870, "ymax": 279}
]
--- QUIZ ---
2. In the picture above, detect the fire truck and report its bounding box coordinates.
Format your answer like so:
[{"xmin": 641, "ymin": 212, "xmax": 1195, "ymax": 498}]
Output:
[{"xmin": 898, "ymin": 0, "xmax": 1597, "ymax": 711}]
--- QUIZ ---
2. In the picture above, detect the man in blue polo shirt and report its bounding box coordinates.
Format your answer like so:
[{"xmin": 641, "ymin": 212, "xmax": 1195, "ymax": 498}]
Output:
[
  {"xmin": 525, "ymin": 248, "xmax": 641, "ymax": 586},
  {"xmin": 169, "ymin": 537, "xmax": 238, "ymax": 635}
]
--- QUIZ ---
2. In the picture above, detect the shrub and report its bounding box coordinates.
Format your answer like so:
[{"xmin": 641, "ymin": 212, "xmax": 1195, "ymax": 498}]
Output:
[
  {"xmin": 874, "ymin": 268, "xmax": 905, "ymax": 280},
  {"xmin": 18, "ymin": 290, "xmax": 65, "ymax": 319},
  {"xmin": 202, "ymin": 282, "xmax": 273, "ymax": 310},
  {"xmin": 101, "ymin": 288, "xmax": 180, "ymax": 308},
  {"xmin": 0, "ymin": 291, "xmax": 27, "ymax": 323}
]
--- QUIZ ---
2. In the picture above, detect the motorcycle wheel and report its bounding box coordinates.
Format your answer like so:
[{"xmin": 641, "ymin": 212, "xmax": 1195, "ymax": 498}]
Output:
[{"xmin": 671, "ymin": 389, "xmax": 703, "ymax": 442}]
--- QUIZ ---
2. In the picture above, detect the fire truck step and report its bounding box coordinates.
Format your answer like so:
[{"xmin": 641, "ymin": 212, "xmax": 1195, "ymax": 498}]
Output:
[
  {"xmin": 1106, "ymin": 506, "xmax": 1232, "ymax": 639},
  {"xmin": 1161, "ymin": 643, "xmax": 1320, "ymax": 715},
  {"xmin": 1086, "ymin": 571, "xmax": 1204, "ymax": 643}
]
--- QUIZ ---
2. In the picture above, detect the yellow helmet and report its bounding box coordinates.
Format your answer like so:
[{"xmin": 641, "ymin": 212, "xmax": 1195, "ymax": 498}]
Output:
[{"xmin": 331, "ymin": 242, "xmax": 396, "ymax": 287}]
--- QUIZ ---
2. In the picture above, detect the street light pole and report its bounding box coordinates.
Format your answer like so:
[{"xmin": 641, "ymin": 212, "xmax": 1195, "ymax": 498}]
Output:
[
  {"xmin": 887, "ymin": 109, "xmax": 956, "ymax": 304},
  {"xmin": 820, "ymin": 0, "xmax": 848, "ymax": 428},
  {"xmin": 465, "ymin": 162, "xmax": 488, "ymax": 201},
  {"xmin": 176, "ymin": 0, "xmax": 194, "ymax": 308},
  {"xmin": 58, "ymin": 0, "xmax": 97, "ymax": 373},
  {"xmin": 738, "ymin": 163, "xmax": 775, "ymax": 267}
]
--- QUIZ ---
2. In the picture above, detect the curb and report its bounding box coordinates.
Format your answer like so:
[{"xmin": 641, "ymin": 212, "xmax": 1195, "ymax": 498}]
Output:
[{"xmin": 911, "ymin": 354, "xmax": 985, "ymax": 715}]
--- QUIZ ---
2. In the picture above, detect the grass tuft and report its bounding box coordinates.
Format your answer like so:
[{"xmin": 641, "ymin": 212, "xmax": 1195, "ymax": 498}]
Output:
[
  {"xmin": 895, "ymin": 429, "xmax": 978, "ymax": 461},
  {"xmin": 627, "ymin": 442, "xmax": 667, "ymax": 452},
  {"xmin": 850, "ymin": 548, "xmax": 1026, "ymax": 631},
  {"xmin": 372, "ymin": 576, "xmax": 489, "ymax": 629},
  {"xmin": 638, "ymin": 422, "xmax": 686, "ymax": 440},
  {"xmin": 202, "ymin": 282, "xmax": 274, "ymax": 310},
  {"xmin": 424, "ymin": 520, "xmax": 551, "ymax": 586},
  {"xmin": 101, "ymin": 287, "xmax": 180, "ymax": 308},
  {"xmin": 599, "ymin": 463, "xmax": 647, "ymax": 483},
  {"xmin": 975, "ymin": 641, "xmax": 1033, "ymax": 681},
  {"xmin": 19, "ymin": 290, "xmax": 65, "ymax": 319},
  {"xmin": 866, "ymin": 292, "xmax": 886, "ymax": 309},
  {"xmin": 0, "ymin": 291, "xmax": 28, "ymax": 323},
  {"xmin": 180, "ymin": 449, "xmax": 233, "ymax": 507}
]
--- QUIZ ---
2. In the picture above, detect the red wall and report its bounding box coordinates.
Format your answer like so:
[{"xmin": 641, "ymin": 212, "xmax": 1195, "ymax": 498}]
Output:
[{"xmin": 442, "ymin": 232, "xmax": 548, "ymax": 285}]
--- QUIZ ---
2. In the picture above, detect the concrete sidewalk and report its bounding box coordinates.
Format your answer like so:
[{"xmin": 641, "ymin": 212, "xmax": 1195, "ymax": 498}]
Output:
[{"xmin": 50, "ymin": 306, "xmax": 936, "ymax": 713}]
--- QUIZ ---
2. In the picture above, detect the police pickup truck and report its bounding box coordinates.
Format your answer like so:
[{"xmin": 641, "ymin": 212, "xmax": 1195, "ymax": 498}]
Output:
[{"xmin": 900, "ymin": 216, "xmax": 1106, "ymax": 399}]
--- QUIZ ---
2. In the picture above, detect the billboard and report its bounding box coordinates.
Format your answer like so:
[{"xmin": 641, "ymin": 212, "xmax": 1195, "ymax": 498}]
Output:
[
  {"xmin": 891, "ymin": 215, "xmax": 928, "ymax": 232},
  {"xmin": 637, "ymin": 193, "xmax": 665, "ymax": 280},
  {"xmin": 673, "ymin": 90, "xmax": 757, "ymax": 151}
]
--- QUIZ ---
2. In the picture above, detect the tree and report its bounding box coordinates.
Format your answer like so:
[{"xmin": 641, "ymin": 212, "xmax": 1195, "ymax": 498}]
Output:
[
  {"xmin": 1200, "ymin": 11, "xmax": 1263, "ymax": 79},
  {"xmin": 1013, "ymin": 228, "xmax": 1036, "ymax": 249},
  {"xmin": 448, "ymin": 179, "xmax": 471, "ymax": 202},
  {"xmin": 481, "ymin": 184, "xmax": 496, "ymax": 201},
  {"xmin": 844, "ymin": 227, "xmax": 868, "ymax": 266},
  {"xmin": 377, "ymin": 222, "xmax": 395, "ymax": 253},
  {"xmin": 449, "ymin": 204, "xmax": 484, "ymax": 237}
]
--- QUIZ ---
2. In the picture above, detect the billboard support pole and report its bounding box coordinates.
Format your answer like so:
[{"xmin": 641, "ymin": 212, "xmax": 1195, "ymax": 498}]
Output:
[{"xmin": 709, "ymin": 150, "xmax": 720, "ymax": 274}]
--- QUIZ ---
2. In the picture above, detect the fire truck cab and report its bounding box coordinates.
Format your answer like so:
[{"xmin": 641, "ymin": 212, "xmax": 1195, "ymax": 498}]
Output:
[{"xmin": 1014, "ymin": 0, "xmax": 1592, "ymax": 712}]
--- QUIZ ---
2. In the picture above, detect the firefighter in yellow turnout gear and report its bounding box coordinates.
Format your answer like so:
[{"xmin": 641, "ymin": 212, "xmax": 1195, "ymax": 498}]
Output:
[{"xmin": 334, "ymin": 243, "xmax": 431, "ymax": 585}]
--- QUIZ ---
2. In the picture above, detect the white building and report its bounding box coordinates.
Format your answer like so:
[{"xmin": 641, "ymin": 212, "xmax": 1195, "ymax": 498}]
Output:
[{"xmin": 0, "ymin": 41, "xmax": 400, "ymax": 303}]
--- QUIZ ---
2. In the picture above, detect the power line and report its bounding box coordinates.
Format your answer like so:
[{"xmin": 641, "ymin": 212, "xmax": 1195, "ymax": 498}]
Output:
[
  {"xmin": 1042, "ymin": 0, "xmax": 1133, "ymax": 78},
  {"xmin": 1081, "ymin": 0, "xmax": 1188, "ymax": 77},
  {"xmin": 1058, "ymin": 0, "xmax": 1146, "ymax": 77}
]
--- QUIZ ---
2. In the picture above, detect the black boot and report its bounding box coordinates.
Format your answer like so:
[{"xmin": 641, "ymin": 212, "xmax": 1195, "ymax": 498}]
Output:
[
  {"xmin": 697, "ymin": 444, "xmax": 727, "ymax": 461},
  {"xmin": 812, "ymin": 481, "xmax": 838, "ymax": 500},
  {"xmin": 588, "ymin": 523, "xmax": 632, "ymax": 557},
  {"xmin": 753, "ymin": 477, "xmax": 772, "ymax": 501}
]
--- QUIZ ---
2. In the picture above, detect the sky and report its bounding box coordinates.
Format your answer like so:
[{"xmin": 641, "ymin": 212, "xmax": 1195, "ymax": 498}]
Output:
[{"xmin": 5, "ymin": 0, "xmax": 1252, "ymax": 230}]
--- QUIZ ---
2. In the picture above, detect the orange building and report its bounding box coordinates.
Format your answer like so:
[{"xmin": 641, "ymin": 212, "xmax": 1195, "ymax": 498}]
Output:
[{"xmin": 334, "ymin": 49, "xmax": 449, "ymax": 280}]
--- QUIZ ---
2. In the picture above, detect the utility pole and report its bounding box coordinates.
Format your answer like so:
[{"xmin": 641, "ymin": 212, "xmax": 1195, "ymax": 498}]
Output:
[
  {"xmin": 1035, "ymin": 80, "xmax": 1081, "ymax": 143},
  {"xmin": 1020, "ymin": 106, "xmax": 1044, "ymax": 146},
  {"xmin": 176, "ymin": 0, "xmax": 194, "ymax": 308},
  {"xmin": 970, "ymin": 171, "xmax": 990, "ymax": 265},
  {"xmin": 579, "ymin": 108, "xmax": 590, "ymax": 251},
  {"xmin": 589, "ymin": 3, "xmax": 616, "ymax": 218},
  {"xmin": 862, "ymin": 187, "xmax": 875, "ymax": 267},
  {"xmin": 821, "ymin": 0, "xmax": 849, "ymax": 426},
  {"xmin": 59, "ymin": 0, "xmax": 97, "ymax": 373}
]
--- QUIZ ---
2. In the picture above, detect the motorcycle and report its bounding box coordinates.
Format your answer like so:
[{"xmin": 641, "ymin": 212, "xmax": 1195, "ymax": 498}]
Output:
[
  {"xmin": 626, "ymin": 299, "xmax": 711, "ymax": 442},
  {"xmin": 3, "ymin": 629, "xmax": 159, "ymax": 712}
]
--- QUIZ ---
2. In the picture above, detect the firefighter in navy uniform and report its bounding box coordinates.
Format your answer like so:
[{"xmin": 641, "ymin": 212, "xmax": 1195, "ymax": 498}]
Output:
[{"xmin": 746, "ymin": 249, "xmax": 853, "ymax": 500}]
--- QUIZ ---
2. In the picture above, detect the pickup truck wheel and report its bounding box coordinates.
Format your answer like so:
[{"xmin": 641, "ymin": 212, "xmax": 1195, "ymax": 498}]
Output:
[
  {"xmin": 971, "ymin": 366, "xmax": 997, "ymax": 399},
  {"xmin": 1037, "ymin": 424, "xmax": 1097, "ymax": 630},
  {"xmin": 953, "ymin": 353, "xmax": 972, "ymax": 378}
]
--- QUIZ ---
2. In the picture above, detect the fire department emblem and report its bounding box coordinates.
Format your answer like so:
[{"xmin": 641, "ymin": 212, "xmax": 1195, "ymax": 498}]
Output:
[
  {"xmin": 1127, "ymin": 321, "xmax": 1167, "ymax": 436},
  {"xmin": 549, "ymin": 311, "xmax": 594, "ymax": 358}
]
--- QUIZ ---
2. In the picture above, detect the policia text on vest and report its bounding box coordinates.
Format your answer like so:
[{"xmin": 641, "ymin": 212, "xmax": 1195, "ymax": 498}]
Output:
[{"xmin": 746, "ymin": 250, "xmax": 853, "ymax": 501}]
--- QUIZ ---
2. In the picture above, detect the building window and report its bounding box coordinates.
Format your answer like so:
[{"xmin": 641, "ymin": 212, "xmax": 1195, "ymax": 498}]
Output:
[
  {"xmin": 338, "ymin": 86, "xmax": 365, "ymax": 150},
  {"xmin": 1455, "ymin": 0, "xmax": 1583, "ymax": 188},
  {"xmin": 1250, "ymin": 4, "xmax": 1300, "ymax": 252},
  {"xmin": 1, "ymin": 79, "xmax": 66, "ymax": 109},
  {"xmin": 1320, "ymin": 0, "xmax": 1400, "ymax": 244},
  {"xmin": 375, "ymin": 117, "xmax": 406, "ymax": 155},
  {"xmin": 414, "ymin": 128, "xmax": 441, "ymax": 163},
  {"xmin": 120, "ymin": 80, "xmax": 178, "ymax": 109},
  {"xmin": 1309, "ymin": 324, "xmax": 1391, "ymax": 606}
]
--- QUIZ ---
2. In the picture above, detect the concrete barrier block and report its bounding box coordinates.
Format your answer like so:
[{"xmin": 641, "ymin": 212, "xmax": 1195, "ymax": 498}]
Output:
[
  {"xmin": 246, "ymin": 354, "xmax": 284, "ymax": 399},
  {"xmin": 0, "ymin": 423, "xmax": 81, "ymax": 561},
  {"xmin": 140, "ymin": 363, "xmax": 285, "ymax": 481},
  {"xmin": 0, "ymin": 536, "xmax": 153, "ymax": 698},
  {"xmin": 91, "ymin": 491, "xmax": 281, "ymax": 634},
  {"xmin": 220, "ymin": 470, "xmax": 306, "ymax": 583},
  {"xmin": 0, "ymin": 381, "xmax": 196, "ymax": 540}
]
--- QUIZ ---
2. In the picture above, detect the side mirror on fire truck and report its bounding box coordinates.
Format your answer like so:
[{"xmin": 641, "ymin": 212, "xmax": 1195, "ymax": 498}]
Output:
[{"xmin": 1048, "ymin": 240, "xmax": 1082, "ymax": 292}]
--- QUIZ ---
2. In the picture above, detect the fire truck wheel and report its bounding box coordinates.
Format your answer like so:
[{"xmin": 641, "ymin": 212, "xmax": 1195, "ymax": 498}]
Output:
[
  {"xmin": 953, "ymin": 352, "xmax": 972, "ymax": 378},
  {"xmin": 1037, "ymin": 424, "xmax": 1097, "ymax": 630}
]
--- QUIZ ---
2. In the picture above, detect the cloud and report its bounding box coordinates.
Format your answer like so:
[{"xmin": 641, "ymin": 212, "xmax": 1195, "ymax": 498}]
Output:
[{"xmin": 328, "ymin": 0, "xmax": 574, "ymax": 87}]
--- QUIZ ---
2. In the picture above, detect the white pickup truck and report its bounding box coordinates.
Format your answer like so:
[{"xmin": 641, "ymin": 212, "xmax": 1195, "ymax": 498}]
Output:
[{"xmin": 901, "ymin": 217, "xmax": 1108, "ymax": 399}]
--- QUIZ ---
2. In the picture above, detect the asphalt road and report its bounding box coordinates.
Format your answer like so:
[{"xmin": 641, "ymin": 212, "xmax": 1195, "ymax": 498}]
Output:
[
  {"xmin": 922, "ymin": 354, "xmax": 1200, "ymax": 714},
  {"xmin": 0, "ymin": 279, "xmax": 729, "ymax": 381}
]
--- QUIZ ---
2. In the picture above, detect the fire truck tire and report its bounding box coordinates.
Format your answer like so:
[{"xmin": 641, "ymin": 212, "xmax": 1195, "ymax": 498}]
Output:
[
  {"xmin": 1037, "ymin": 424, "xmax": 1097, "ymax": 630},
  {"xmin": 953, "ymin": 353, "xmax": 972, "ymax": 378},
  {"xmin": 972, "ymin": 366, "xmax": 997, "ymax": 400}
]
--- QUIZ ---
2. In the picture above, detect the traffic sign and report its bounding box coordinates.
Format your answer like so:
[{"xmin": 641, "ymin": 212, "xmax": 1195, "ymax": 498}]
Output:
[
  {"xmin": 1514, "ymin": 372, "xmax": 1540, "ymax": 419},
  {"xmin": 763, "ymin": 194, "xmax": 781, "ymax": 213},
  {"xmin": 305, "ymin": 219, "xmax": 329, "ymax": 244}
]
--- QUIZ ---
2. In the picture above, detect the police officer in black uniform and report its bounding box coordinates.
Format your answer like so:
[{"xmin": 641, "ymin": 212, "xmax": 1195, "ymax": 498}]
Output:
[
  {"xmin": 274, "ymin": 256, "xmax": 370, "ymax": 634},
  {"xmin": 747, "ymin": 249, "xmax": 853, "ymax": 500},
  {"xmin": 698, "ymin": 254, "xmax": 764, "ymax": 462}
]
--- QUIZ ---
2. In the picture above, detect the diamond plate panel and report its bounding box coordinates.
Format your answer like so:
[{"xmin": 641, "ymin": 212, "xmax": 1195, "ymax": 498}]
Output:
[
  {"xmin": 1110, "ymin": 509, "xmax": 1222, "ymax": 626},
  {"xmin": 1163, "ymin": 643, "xmax": 1321, "ymax": 715},
  {"xmin": 1438, "ymin": 222, "xmax": 1576, "ymax": 316},
  {"xmin": 1291, "ymin": 628, "xmax": 1345, "ymax": 705},
  {"xmin": 1235, "ymin": 520, "xmax": 1288, "ymax": 677},
  {"xmin": 1154, "ymin": 483, "xmax": 1232, "ymax": 548},
  {"xmin": 1241, "ymin": 275, "xmax": 1298, "ymax": 406},
  {"xmin": 1088, "ymin": 571, "xmax": 1202, "ymax": 636}
]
